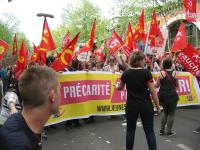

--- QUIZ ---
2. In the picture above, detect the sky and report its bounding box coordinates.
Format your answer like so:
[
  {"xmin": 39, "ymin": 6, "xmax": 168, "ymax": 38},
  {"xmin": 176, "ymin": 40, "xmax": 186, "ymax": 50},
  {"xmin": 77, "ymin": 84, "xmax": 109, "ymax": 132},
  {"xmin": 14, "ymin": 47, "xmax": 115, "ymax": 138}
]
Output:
[{"xmin": 0, "ymin": 0, "xmax": 114, "ymax": 45}]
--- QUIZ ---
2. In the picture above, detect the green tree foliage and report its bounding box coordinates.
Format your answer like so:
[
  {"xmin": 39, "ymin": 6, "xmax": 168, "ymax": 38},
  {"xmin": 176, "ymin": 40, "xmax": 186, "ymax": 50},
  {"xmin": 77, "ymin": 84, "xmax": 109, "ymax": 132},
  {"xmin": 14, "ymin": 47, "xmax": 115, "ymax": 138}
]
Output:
[
  {"xmin": 61, "ymin": 0, "xmax": 101, "ymax": 41},
  {"xmin": 51, "ymin": 24, "xmax": 68, "ymax": 52},
  {"xmin": 110, "ymin": 0, "xmax": 153, "ymax": 38},
  {"xmin": 52, "ymin": 0, "xmax": 183, "ymax": 53},
  {"xmin": 0, "ymin": 22, "xmax": 12, "ymax": 45},
  {"xmin": 111, "ymin": 0, "xmax": 182, "ymax": 38},
  {"xmin": 52, "ymin": 0, "xmax": 109, "ymax": 52},
  {"xmin": 0, "ymin": 13, "xmax": 31, "ymax": 63}
]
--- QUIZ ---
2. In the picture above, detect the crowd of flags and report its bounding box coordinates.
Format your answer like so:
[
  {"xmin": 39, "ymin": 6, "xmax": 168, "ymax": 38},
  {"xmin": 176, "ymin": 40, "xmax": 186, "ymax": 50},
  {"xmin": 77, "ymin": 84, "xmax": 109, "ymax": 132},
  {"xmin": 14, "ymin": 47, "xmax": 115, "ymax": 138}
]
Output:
[
  {"xmin": 0, "ymin": 0, "xmax": 199, "ymax": 78},
  {"xmin": 51, "ymin": 32, "xmax": 80, "ymax": 71}
]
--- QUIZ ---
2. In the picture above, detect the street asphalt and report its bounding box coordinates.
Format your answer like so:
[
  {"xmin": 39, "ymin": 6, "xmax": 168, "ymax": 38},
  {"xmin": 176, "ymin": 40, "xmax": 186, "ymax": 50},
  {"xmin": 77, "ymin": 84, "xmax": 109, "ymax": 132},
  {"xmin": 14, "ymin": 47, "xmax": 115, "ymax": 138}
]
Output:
[{"xmin": 43, "ymin": 106, "xmax": 200, "ymax": 150}]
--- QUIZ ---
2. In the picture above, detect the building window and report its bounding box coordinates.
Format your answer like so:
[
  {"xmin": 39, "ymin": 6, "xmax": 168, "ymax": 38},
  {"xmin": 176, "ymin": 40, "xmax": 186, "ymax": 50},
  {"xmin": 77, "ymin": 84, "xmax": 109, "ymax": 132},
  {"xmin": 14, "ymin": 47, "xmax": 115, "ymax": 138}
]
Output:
[{"xmin": 167, "ymin": 20, "xmax": 200, "ymax": 50}]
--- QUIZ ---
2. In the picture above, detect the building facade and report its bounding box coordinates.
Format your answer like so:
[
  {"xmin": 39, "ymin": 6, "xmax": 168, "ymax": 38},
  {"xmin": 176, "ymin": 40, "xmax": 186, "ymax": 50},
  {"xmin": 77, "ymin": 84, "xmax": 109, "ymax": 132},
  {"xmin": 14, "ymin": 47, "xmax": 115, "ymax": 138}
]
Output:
[{"xmin": 157, "ymin": 0, "xmax": 200, "ymax": 50}]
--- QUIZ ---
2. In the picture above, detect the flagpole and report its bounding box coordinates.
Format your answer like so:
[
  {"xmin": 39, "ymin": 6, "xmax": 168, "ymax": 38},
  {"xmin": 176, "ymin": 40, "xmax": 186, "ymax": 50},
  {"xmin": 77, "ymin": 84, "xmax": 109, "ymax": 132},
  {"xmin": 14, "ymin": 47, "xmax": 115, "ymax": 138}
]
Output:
[
  {"xmin": 144, "ymin": 0, "xmax": 155, "ymax": 55},
  {"xmin": 195, "ymin": 21, "xmax": 198, "ymax": 49},
  {"xmin": 154, "ymin": 0, "xmax": 169, "ymax": 50},
  {"xmin": 85, "ymin": 51, "xmax": 89, "ymax": 63},
  {"xmin": 144, "ymin": 26, "xmax": 150, "ymax": 54},
  {"xmin": 37, "ymin": 13, "xmax": 54, "ymax": 28}
]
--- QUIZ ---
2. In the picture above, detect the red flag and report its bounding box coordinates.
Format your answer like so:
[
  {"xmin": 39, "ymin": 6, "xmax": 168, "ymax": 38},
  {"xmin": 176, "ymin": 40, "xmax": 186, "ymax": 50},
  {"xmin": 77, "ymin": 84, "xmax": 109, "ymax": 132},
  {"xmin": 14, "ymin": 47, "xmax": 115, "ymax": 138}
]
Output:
[
  {"xmin": 38, "ymin": 50, "xmax": 47, "ymax": 65},
  {"xmin": 141, "ymin": 33, "xmax": 147, "ymax": 45},
  {"xmin": 155, "ymin": 30, "xmax": 164, "ymax": 48},
  {"xmin": 148, "ymin": 30, "xmax": 165, "ymax": 55},
  {"xmin": 133, "ymin": 10, "xmax": 145, "ymax": 41},
  {"xmin": 88, "ymin": 18, "xmax": 96, "ymax": 49},
  {"xmin": 62, "ymin": 31, "xmax": 70, "ymax": 49},
  {"xmin": 132, "ymin": 40, "xmax": 138, "ymax": 50},
  {"xmin": 40, "ymin": 19, "xmax": 56, "ymax": 52},
  {"xmin": 0, "ymin": 39, "xmax": 10, "ymax": 61},
  {"xmin": 171, "ymin": 22, "xmax": 187, "ymax": 52},
  {"xmin": 93, "ymin": 39, "xmax": 106, "ymax": 62},
  {"xmin": 149, "ymin": 10, "xmax": 160, "ymax": 47},
  {"xmin": 177, "ymin": 45, "xmax": 199, "ymax": 76},
  {"xmin": 77, "ymin": 45, "xmax": 90, "ymax": 54},
  {"xmin": 125, "ymin": 22, "xmax": 134, "ymax": 52},
  {"xmin": 107, "ymin": 31, "xmax": 124, "ymax": 55},
  {"xmin": 31, "ymin": 43, "xmax": 40, "ymax": 62},
  {"xmin": 122, "ymin": 45, "xmax": 132, "ymax": 57},
  {"xmin": 78, "ymin": 19, "xmax": 96, "ymax": 54},
  {"xmin": 51, "ymin": 32, "xmax": 80, "ymax": 71},
  {"xmin": 15, "ymin": 40, "xmax": 29, "ymax": 80},
  {"xmin": 12, "ymin": 33, "xmax": 17, "ymax": 55},
  {"xmin": 184, "ymin": 0, "xmax": 197, "ymax": 23}
]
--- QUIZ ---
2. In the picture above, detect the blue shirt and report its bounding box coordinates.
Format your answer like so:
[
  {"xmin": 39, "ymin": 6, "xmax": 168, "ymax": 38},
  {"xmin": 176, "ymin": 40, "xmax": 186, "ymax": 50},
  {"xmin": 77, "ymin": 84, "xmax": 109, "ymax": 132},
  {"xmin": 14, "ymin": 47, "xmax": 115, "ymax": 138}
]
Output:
[{"xmin": 0, "ymin": 113, "xmax": 42, "ymax": 150}]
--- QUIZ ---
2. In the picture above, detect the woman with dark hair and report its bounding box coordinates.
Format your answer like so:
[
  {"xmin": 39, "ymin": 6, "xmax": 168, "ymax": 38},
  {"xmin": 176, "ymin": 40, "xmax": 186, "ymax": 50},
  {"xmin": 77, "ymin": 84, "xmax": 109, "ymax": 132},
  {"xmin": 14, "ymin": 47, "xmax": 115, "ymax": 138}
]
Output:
[
  {"xmin": 116, "ymin": 51, "xmax": 160, "ymax": 150},
  {"xmin": 155, "ymin": 56, "xmax": 179, "ymax": 137}
]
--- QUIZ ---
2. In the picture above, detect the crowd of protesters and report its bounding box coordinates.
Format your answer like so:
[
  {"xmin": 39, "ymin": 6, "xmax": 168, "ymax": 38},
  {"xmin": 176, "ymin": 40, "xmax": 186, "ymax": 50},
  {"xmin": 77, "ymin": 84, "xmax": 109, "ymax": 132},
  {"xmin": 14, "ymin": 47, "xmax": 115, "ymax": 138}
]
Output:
[{"xmin": 0, "ymin": 48, "xmax": 199, "ymax": 150}]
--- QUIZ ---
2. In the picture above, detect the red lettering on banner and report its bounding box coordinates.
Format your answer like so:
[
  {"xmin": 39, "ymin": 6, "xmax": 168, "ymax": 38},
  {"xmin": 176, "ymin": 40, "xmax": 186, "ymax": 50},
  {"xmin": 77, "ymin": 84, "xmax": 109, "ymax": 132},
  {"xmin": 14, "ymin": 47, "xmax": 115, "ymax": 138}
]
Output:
[{"xmin": 61, "ymin": 80, "xmax": 111, "ymax": 104}]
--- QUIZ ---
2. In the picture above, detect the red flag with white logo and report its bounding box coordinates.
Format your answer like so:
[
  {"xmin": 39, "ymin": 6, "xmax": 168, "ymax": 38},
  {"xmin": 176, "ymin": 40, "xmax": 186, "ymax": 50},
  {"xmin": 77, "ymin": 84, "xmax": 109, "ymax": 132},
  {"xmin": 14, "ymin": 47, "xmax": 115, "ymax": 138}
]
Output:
[
  {"xmin": 107, "ymin": 31, "xmax": 124, "ymax": 55},
  {"xmin": 171, "ymin": 22, "xmax": 187, "ymax": 52},
  {"xmin": 93, "ymin": 39, "xmax": 106, "ymax": 62},
  {"xmin": 183, "ymin": 0, "xmax": 197, "ymax": 23},
  {"xmin": 177, "ymin": 45, "xmax": 199, "ymax": 76}
]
